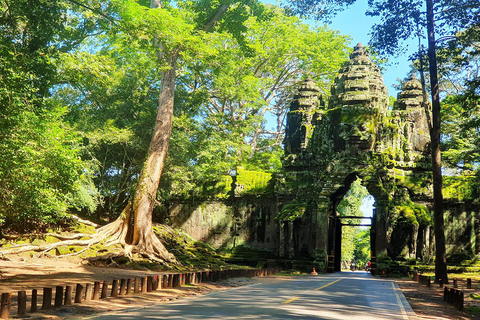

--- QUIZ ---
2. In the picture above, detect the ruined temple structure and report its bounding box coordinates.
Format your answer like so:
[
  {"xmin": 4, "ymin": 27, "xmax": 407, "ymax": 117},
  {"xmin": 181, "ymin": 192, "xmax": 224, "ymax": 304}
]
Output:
[
  {"xmin": 165, "ymin": 43, "xmax": 480, "ymax": 271},
  {"xmin": 280, "ymin": 43, "xmax": 434, "ymax": 270}
]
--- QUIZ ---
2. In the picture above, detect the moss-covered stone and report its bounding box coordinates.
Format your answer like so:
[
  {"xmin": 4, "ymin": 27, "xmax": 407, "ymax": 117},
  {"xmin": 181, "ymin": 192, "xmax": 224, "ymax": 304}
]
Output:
[{"xmin": 281, "ymin": 44, "xmax": 437, "ymax": 264}]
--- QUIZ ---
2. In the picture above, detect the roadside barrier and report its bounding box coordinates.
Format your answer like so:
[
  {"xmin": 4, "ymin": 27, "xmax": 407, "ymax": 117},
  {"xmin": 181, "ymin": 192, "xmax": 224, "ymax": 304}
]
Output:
[
  {"xmin": 0, "ymin": 267, "xmax": 280, "ymax": 319},
  {"xmin": 412, "ymin": 271, "xmax": 470, "ymax": 311},
  {"xmin": 444, "ymin": 287, "xmax": 464, "ymax": 311},
  {"xmin": 412, "ymin": 272, "xmax": 431, "ymax": 288}
]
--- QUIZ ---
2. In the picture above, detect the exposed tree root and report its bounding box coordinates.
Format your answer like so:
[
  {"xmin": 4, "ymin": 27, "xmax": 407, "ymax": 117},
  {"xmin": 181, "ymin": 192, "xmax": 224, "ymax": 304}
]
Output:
[
  {"xmin": 70, "ymin": 214, "xmax": 99, "ymax": 228},
  {"xmin": 1, "ymin": 239, "xmax": 92, "ymax": 255},
  {"xmin": 0, "ymin": 205, "xmax": 179, "ymax": 266}
]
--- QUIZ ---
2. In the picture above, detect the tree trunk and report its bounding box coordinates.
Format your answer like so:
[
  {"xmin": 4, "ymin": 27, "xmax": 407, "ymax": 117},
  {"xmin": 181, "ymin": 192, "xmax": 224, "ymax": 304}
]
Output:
[
  {"xmin": 416, "ymin": 22, "xmax": 432, "ymax": 130},
  {"xmin": 128, "ymin": 50, "xmax": 179, "ymax": 263},
  {"xmin": 426, "ymin": 0, "xmax": 448, "ymax": 284}
]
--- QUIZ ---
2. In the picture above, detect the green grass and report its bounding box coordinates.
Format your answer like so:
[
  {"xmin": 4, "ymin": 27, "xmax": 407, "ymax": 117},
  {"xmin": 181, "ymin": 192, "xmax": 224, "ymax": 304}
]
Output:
[{"xmin": 465, "ymin": 305, "xmax": 480, "ymax": 314}]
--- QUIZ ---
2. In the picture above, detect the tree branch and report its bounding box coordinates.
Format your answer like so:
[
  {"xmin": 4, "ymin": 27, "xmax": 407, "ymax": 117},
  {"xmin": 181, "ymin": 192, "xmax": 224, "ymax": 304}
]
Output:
[
  {"xmin": 203, "ymin": 4, "xmax": 230, "ymax": 32},
  {"xmin": 66, "ymin": 0, "xmax": 115, "ymax": 23}
]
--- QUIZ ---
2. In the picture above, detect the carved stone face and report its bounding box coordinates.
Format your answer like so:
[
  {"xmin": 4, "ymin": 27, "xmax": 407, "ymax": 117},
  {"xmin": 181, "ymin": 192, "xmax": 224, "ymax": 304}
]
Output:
[
  {"xmin": 284, "ymin": 78, "xmax": 321, "ymax": 155},
  {"xmin": 329, "ymin": 43, "xmax": 388, "ymax": 152}
]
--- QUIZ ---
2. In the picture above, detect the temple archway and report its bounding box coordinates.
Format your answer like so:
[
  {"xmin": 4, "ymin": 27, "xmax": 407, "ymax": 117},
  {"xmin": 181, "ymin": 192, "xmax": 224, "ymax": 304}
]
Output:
[{"xmin": 281, "ymin": 43, "xmax": 434, "ymax": 272}]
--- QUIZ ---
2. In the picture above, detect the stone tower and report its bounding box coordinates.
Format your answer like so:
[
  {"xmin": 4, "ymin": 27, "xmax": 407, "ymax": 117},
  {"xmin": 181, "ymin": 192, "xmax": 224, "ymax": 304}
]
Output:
[
  {"xmin": 394, "ymin": 73, "xmax": 431, "ymax": 162},
  {"xmin": 328, "ymin": 43, "xmax": 389, "ymax": 152},
  {"xmin": 284, "ymin": 77, "xmax": 321, "ymax": 156}
]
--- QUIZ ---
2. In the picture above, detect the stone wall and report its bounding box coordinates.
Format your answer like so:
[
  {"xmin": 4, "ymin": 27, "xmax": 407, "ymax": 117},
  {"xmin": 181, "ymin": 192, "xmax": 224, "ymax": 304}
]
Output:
[
  {"xmin": 163, "ymin": 196, "xmax": 280, "ymax": 253},
  {"xmin": 444, "ymin": 202, "xmax": 478, "ymax": 259}
]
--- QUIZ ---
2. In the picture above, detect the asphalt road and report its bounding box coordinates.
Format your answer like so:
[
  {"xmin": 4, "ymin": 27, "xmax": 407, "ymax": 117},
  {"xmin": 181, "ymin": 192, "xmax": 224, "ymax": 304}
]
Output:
[{"xmin": 78, "ymin": 271, "xmax": 417, "ymax": 320}]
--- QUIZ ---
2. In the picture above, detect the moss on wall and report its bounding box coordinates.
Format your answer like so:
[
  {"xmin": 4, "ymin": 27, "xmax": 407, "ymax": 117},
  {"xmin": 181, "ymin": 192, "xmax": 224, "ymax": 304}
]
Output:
[
  {"xmin": 276, "ymin": 200, "xmax": 308, "ymax": 221},
  {"xmin": 234, "ymin": 167, "xmax": 274, "ymax": 196},
  {"xmin": 444, "ymin": 175, "xmax": 479, "ymax": 202}
]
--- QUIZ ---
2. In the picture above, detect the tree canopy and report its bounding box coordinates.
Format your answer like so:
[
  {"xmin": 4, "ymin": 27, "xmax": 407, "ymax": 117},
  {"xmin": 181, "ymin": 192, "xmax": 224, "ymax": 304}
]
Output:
[
  {"xmin": 0, "ymin": 0, "xmax": 100, "ymax": 232},
  {"xmin": 54, "ymin": 3, "xmax": 350, "ymax": 211}
]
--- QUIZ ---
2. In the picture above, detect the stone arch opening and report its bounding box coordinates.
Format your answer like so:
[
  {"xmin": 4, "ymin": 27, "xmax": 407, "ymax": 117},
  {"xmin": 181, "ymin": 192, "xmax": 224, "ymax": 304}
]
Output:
[{"xmin": 327, "ymin": 174, "xmax": 377, "ymax": 272}]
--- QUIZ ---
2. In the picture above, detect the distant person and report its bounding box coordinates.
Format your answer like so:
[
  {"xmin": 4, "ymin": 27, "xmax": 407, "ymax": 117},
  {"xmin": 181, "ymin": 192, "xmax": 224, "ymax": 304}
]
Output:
[
  {"xmin": 350, "ymin": 259, "xmax": 356, "ymax": 271},
  {"xmin": 366, "ymin": 260, "xmax": 371, "ymax": 272}
]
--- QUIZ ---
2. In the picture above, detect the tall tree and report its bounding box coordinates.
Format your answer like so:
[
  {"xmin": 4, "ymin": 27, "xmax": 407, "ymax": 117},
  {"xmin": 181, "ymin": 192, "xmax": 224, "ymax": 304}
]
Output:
[
  {"xmin": 91, "ymin": 0, "xmax": 246, "ymax": 262},
  {"xmin": 54, "ymin": 0, "xmax": 274, "ymax": 262},
  {"xmin": 425, "ymin": 0, "xmax": 447, "ymax": 284}
]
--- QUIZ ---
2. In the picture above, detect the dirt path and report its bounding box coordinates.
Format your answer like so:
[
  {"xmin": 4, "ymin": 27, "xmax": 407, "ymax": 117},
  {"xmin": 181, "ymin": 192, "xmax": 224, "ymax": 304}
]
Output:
[{"xmin": 396, "ymin": 278, "xmax": 480, "ymax": 320}]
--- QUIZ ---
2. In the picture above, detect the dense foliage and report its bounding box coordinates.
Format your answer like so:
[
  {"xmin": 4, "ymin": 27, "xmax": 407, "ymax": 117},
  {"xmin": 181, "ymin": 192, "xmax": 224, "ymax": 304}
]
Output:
[
  {"xmin": 54, "ymin": 3, "xmax": 350, "ymax": 215},
  {"xmin": 0, "ymin": 0, "xmax": 99, "ymax": 231}
]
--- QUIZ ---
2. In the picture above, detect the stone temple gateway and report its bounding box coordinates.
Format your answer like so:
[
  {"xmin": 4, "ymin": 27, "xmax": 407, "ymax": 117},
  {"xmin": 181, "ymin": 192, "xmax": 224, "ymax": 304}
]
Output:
[
  {"xmin": 165, "ymin": 43, "xmax": 480, "ymax": 271},
  {"xmin": 281, "ymin": 43, "xmax": 432, "ymax": 271}
]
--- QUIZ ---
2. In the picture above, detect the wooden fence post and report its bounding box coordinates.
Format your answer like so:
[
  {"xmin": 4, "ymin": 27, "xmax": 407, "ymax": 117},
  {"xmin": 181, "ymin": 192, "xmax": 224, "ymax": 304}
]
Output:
[
  {"xmin": 101, "ymin": 281, "xmax": 108, "ymax": 299},
  {"xmin": 93, "ymin": 282, "xmax": 101, "ymax": 300},
  {"xmin": 31, "ymin": 289, "xmax": 38, "ymax": 312},
  {"xmin": 55, "ymin": 286, "xmax": 64, "ymax": 307},
  {"xmin": 162, "ymin": 275, "xmax": 168, "ymax": 288},
  {"xmin": 134, "ymin": 278, "xmax": 140, "ymax": 294},
  {"xmin": 42, "ymin": 287, "xmax": 53, "ymax": 309},
  {"xmin": 111, "ymin": 280, "xmax": 119, "ymax": 298},
  {"xmin": 457, "ymin": 291, "xmax": 464, "ymax": 311},
  {"xmin": 18, "ymin": 291, "xmax": 27, "ymax": 315},
  {"xmin": 119, "ymin": 279, "xmax": 127, "ymax": 296},
  {"xmin": 75, "ymin": 284, "xmax": 84, "ymax": 303},
  {"xmin": 147, "ymin": 276, "xmax": 153, "ymax": 292},
  {"xmin": 0, "ymin": 293, "xmax": 11, "ymax": 319},
  {"xmin": 173, "ymin": 274, "xmax": 180, "ymax": 287},
  {"xmin": 85, "ymin": 283, "xmax": 93, "ymax": 301},
  {"xmin": 64, "ymin": 286, "xmax": 73, "ymax": 306},
  {"xmin": 126, "ymin": 278, "xmax": 133, "ymax": 295}
]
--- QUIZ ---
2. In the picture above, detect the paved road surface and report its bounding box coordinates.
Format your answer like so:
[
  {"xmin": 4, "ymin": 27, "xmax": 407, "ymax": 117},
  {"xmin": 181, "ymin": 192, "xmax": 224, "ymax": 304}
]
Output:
[{"xmin": 78, "ymin": 271, "xmax": 417, "ymax": 320}]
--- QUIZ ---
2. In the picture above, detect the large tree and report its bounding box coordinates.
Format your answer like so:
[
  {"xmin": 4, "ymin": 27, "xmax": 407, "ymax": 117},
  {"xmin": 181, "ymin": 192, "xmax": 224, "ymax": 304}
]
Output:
[
  {"xmin": 54, "ymin": 5, "xmax": 350, "ymax": 212},
  {"xmin": 81, "ymin": 0, "xmax": 258, "ymax": 262}
]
